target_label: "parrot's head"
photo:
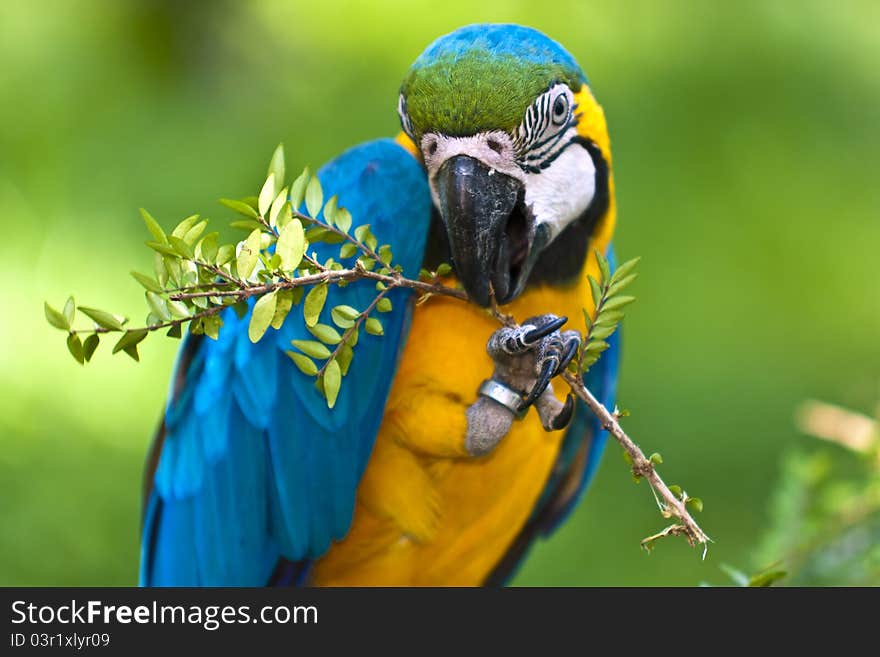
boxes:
[398,24,613,307]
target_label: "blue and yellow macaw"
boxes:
[140,23,619,586]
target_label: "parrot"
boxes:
[140,23,620,586]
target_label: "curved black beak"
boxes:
[435,155,530,307]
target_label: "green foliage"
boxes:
[45,145,403,409]
[578,253,640,373]
[753,440,880,586]
[701,563,787,587]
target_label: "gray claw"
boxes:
[522,358,555,409]
[549,394,575,430]
[554,338,580,376]
[523,315,568,344]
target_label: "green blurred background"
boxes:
[1,0,878,586]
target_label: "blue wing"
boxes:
[486,245,621,584]
[140,139,432,586]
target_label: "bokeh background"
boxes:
[1,0,878,586]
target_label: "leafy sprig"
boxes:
[578,251,640,373]
[44,145,462,407]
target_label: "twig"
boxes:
[561,369,711,553]
[316,280,395,377]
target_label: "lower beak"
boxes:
[435,155,529,307]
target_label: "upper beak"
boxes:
[434,155,530,306]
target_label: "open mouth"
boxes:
[493,189,533,304]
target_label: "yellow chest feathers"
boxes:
[312,253,605,585]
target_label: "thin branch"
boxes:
[316,283,395,377]
[561,369,711,552]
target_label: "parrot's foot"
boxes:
[465,315,580,456]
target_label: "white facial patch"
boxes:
[421,129,595,246]
[524,138,595,243]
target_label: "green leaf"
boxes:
[589,324,617,340]
[258,173,276,217]
[202,314,222,340]
[112,328,148,354]
[365,317,384,336]
[602,295,636,311]
[271,289,294,330]
[182,219,208,246]
[61,296,76,327]
[122,345,140,362]
[582,308,593,331]
[44,302,69,330]
[197,232,219,263]
[220,198,260,219]
[337,343,354,375]
[248,290,277,343]
[131,271,163,293]
[323,195,339,227]
[668,485,683,498]
[339,243,358,259]
[436,263,452,277]
[720,564,749,587]
[267,143,285,195]
[229,219,263,232]
[78,306,126,331]
[593,310,625,328]
[331,304,359,328]
[166,323,183,339]
[748,570,787,588]
[354,224,371,243]
[305,175,323,218]
[171,214,200,240]
[146,291,172,322]
[376,297,392,313]
[685,497,703,513]
[610,256,641,284]
[146,240,178,257]
[168,235,194,260]
[607,273,638,298]
[308,323,342,345]
[324,359,342,408]
[291,339,332,359]
[269,192,289,228]
[216,244,235,266]
[66,333,84,364]
[140,208,166,243]
[303,283,327,327]
[588,275,603,308]
[276,218,306,271]
[335,207,352,234]
[166,299,190,319]
[378,244,392,265]
[648,452,663,465]
[82,333,99,361]
[596,250,611,283]
[584,340,609,354]
[236,228,262,279]
[289,167,309,210]
[286,350,318,376]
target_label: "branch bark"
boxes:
[561,369,711,552]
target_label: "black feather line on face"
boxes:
[528,137,610,286]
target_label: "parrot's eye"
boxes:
[552,94,569,125]
[398,94,416,140]
[513,83,575,156]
